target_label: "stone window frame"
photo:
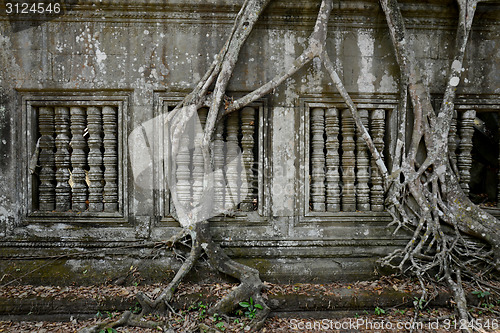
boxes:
[153,92,271,227]
[296,94,398,226]
[432,94,500,217]
[20,91,130,224]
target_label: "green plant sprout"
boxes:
[472,290,491,299]
[239,297,263,319]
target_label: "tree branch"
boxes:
[225,0,334,115]
[203,0,272,146]
[321,51,389,180]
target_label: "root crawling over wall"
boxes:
[79,0,499,332]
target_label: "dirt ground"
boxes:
[0,277,499,332]
[1,313,500,332]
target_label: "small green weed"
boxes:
[129,302,142,314]
[413,297,424,309]
[215,321,226,331]
[472,290,491,299]
[105,311,116,319]
[98,328,118,333]
[238,297,263,319]
[211,313,226,331]
[187,301,208,319]
[482,303,495,313]
[374,307,386,315]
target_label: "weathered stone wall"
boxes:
[0,0,499,284]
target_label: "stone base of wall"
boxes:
[0,281,455,321]
[0,245,401,286]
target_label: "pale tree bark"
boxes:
[80,0,500,332]
[378,0,500,330]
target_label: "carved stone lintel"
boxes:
[102,106,119,212]
[356,109,370,211]
[325,107,340,212]
[87,106,104,212]
[370,109,385,212]
[341,109,356,211]
[70,107,88,211]
[458,110,475,194]
[38,107,56,211]
[311,108,326,212]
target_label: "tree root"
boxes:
[197,221,270,331]
[78,311,171,333]
[78,222,270,332]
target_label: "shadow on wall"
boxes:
[128,106,249,226]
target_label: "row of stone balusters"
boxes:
[310,108,385,212]
[175,107,258,212]
[37,106,118,212]
[448,109,477,197]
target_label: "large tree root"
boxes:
[197,221,270,331]
[374,0,500,331]
[78,221,270,332]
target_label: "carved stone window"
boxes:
[299,95,397,218]
[443,97,500,211]
[155,93,269,225]
[22,93,129,221]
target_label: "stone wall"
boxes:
[0,0,499,284]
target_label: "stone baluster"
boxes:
[191,108,207,204]
[325,107,340,212]
[370,109,385,212]
[240,106,256,211]
[38,107,56,211]
[311,108,326,212]
[341,109,356,211]
[102,106,118,212]
[54,107,71,212]
[70,107,87,211]
[448,109,458,168]
[213,121,225,211]
[356,109,370,211]
[176,119,192,209]
[498,112,500,207]
[225,113,240,208]
[176,149,192,208]
[87,106,104,211]
[457,110,475,194]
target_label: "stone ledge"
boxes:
[0,285,455,321]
